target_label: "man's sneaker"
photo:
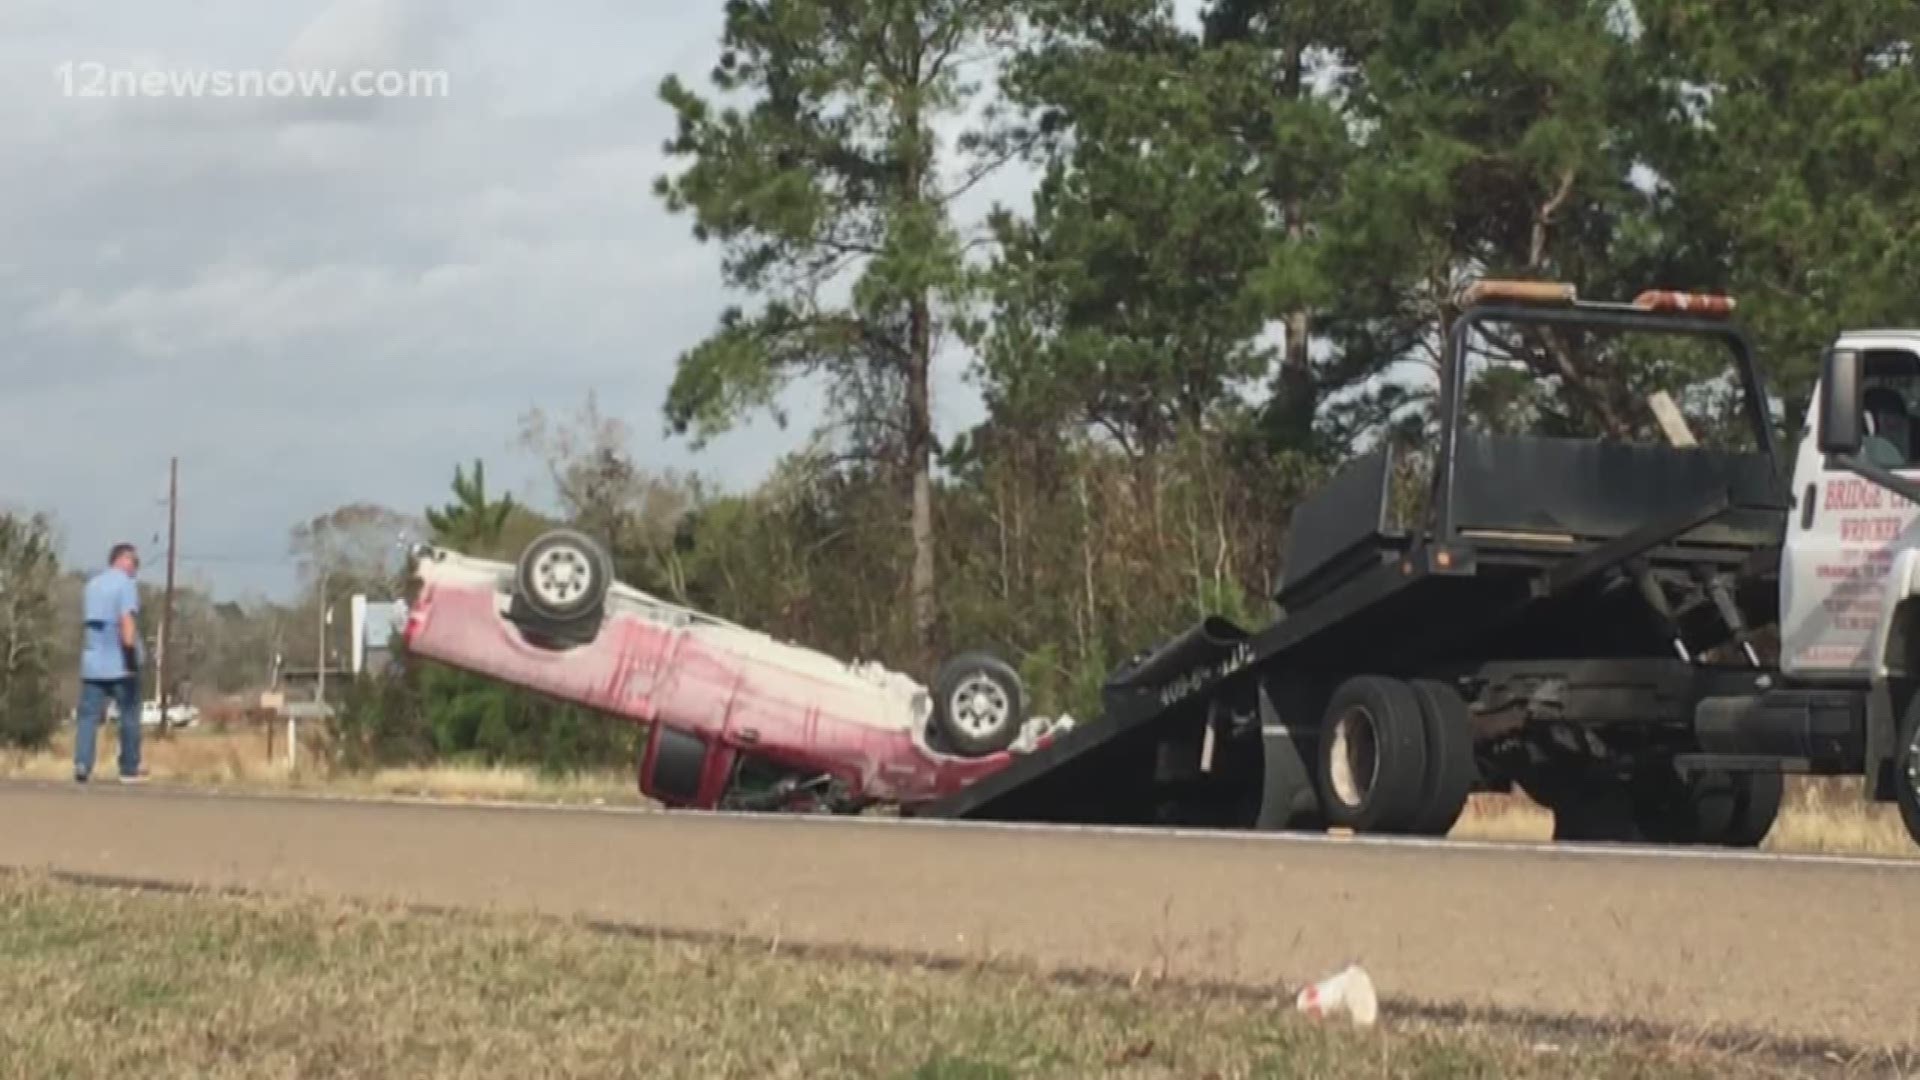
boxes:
[118,771,147,785]
[74,772,88,784]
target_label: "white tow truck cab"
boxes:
[1784,331,1920,677]
[1792,331,1920,830]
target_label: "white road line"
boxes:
[14,779,1917,872]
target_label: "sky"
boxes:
[0,0,1203,601]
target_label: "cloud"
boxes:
[1,0,1029,599]
[0,0,887,597]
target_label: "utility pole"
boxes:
[156,457,179,740]
[316,569,329,703]
[305,569,329,773]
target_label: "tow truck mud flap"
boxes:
[1256,681,1323,830]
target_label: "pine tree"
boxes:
[656,0,1022,665]
[980,0,1277,455]
[0,513,61,749]
[1638,0,1920,410]
[1341,0,1683,441]
[425,459,515,553]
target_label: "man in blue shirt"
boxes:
[75,542,146,783]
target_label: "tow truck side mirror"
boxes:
[1818,347,1864,456]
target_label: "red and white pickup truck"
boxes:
[401,530,1072,812]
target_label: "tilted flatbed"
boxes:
[911,284,1920,848]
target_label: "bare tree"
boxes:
[518,394,704,599]
[0,512,61,747]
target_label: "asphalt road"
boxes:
[3,780,1916,1052]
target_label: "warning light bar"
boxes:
[1632,290,1736,317]
[1456,279,1578,307]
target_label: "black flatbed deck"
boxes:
[908,514,1778,822]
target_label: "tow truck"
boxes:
[907,281,1920,850]
[404,279,1920,849]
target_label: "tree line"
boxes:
[637,0,1918,715]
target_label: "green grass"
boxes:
[0,873,1834,1079]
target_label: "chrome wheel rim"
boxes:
[530,544,594,608]
[949,674,1011,738]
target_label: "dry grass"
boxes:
[1450,793,1558,843]
[1451,778,1917,858]
[0,873,1834,1079]
[1760,777,1915,857]
[0,726,641,806]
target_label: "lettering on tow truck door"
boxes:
[1783,346,1920,673]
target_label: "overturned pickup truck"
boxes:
[401,532,1071,812]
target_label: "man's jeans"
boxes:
[75,678,141,779]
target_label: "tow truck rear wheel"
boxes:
[1313,676,1428,833]
[1407,680,1478,836]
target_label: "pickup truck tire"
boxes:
[1314,676,1428,833]
[932,652,1027,756]
[1408,679,1478,836]
[514,530,612,625]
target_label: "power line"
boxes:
[157,458,178,743]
